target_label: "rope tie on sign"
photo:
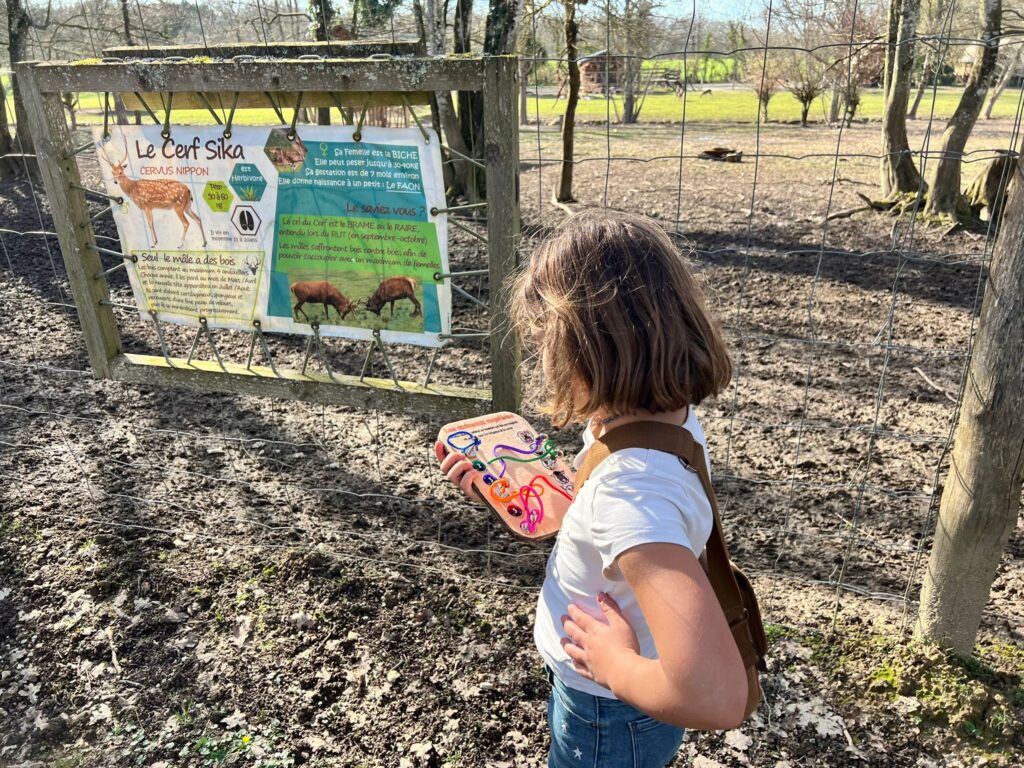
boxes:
[99,299,137,311]
[186,317,227,372]
[253,320,280,377]
[90,244,130,259]
[264,91,287,125]
[422,345,443,388]
[433,268,487,280]
[430,203,486,216]
[70,183,123,206]
[439,143,485,170]
[223,92,240,140]
[64,141,96,160]
[359,329,401,388]
[149,310,175,367]
[93,253,137,281]
[195,92,224,125]
[401,94,431,144]
[287,92,304,142]
[450,283,487,310]
[328,92,354,126]
[447,217,488,245]
[300,323,335,382]
[352,95,372,142]
[299,326,329,378]
[132,92,162,126]
[161,92,174,140]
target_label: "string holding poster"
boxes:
[94,124,451,347]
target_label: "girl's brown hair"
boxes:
[510,209,732,426]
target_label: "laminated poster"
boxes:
[93,124,450,347]
[438,412,576,541]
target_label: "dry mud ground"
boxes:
[1,119,1022,767]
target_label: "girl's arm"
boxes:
[561,542,748,730]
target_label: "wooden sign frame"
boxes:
[18,55,521,418]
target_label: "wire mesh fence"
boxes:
[2,4,1023,763]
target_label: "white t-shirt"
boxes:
[533,408,714,698]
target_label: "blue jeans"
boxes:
[546,667,685,768]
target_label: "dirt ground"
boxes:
[1,117,1022,767]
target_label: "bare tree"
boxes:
[924,0,1002,217]
[983,41,1023,119]
[916,147,1023,655]
[556,0,585,202]
[592,0,663,124]
[746,62,781,123]
[907,0,951,120]
[881,0,924,199]
[4,0,50,166]
[782,54,826,126]
[0,78,19,178]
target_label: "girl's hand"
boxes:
[560,592,640,688]
[434,441,482,501]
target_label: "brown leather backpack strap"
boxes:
[574,421,755,666]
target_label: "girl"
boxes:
[434,210,748,767]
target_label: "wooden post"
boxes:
[17,63,121,378]
[483,56,521,413]
[915,163,1024,655]
[16,56,515,417]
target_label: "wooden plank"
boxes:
[111,354,492,417]
[483,56,521,413]
[102,38,425,60]
[33,58,485,96]
[16,63,121,378]
[120,90,430,112]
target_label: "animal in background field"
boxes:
[97,137,207,247]
[291,281,356,321]
[365,276,422,320]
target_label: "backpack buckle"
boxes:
[677,456,698,474]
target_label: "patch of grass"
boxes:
[764,622,789,645]
[808,624,1023,754]
[175,701,194,727]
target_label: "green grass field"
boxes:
[525,86,1024,124]
[4,72,1023,128]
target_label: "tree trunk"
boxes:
[881,0,923,199]
[908,0,949,120]
[925,0,1002,217]
[984,45,1022,119]
[413,0,451,189]
[423,0,475,199]
[828,82,842,124]
[454,0,475,152]
[800,102,810,127]
[7,0,36,159]
[0,79,19,178]
[519,58,529,124]
[556,0,580,203]
[963,154,1017,223]
[907,50,932,120]
[457,0,519,198]
[312,0,333,125]
[915,157,1024,655]
[119,0,135,46]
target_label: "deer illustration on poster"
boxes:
[97,137,208,248]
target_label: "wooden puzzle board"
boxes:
[438,412,575,541]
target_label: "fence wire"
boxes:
[2,1,1022,652]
